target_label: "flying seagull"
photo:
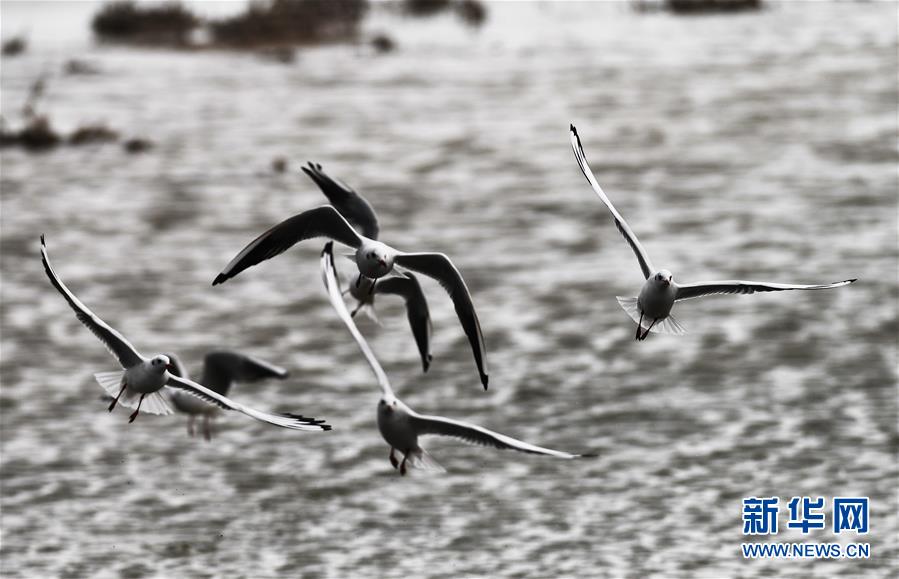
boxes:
[213,204,488,389]
[166,350,291,440]
[302,162,433,372]
[569,124,856,340]
[40,235,331,431]
[321,242,593,475]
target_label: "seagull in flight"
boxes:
[166,350,291,440]
[321,242,593,475]
[213,202,488,390]
[569,125,857,340]
[41,235,331,432]
[303,162,433,373]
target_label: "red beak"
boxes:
[378,259,387,269]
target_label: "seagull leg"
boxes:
[389,448,399,469]
[399,451,409,476]
[128,394,145,423]
[368,279,377,296]
[351,302,363,318]
[355,274,363,288]
[203,415,212,441]
[635,313,644,341]
[639,319,658,341]
[108,383,127,412]
[187,415,195,437]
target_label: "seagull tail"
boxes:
[616,296,644,327]
[357,303,382,326]
[407,447,446,473]
[655,314,687,336]
[615,297,687,336]
[94,371,173,415]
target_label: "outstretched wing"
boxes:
[201,350,289,396]
[321,243,394,399]
[40,235,143,368]
[410,412,592,459]
[213,205,364,285]
[302,162,380,240]
[569,124,654,279]
[374,274,433,373]
[165,374,330,432]
[675,278,856,301]
[393,252,488,390]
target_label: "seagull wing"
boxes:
[165,374,330,431]
[40,235,144,368]
[409,412,590,459]
[213,205,364,285]
[321,243,394,399]
[201,350,289,396]
[374,274,433,373]
[569,124,655,279]
[302,162,380,240]
[675,278,857,301]
[393,252,488,390]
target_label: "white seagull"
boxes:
[166,350,291,440]
[213,204,488,390]
[303,162,433,372]
[41,235,331,431]
[321,242,593,475]
[569,125,857,340]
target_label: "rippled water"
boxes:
[1,2,896,577]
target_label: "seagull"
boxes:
[166,350,291,440]
[40,235,331,432]
[212,204,488,390]
[302,162,433,372]
[321,242,593,475]
[569,125,857,340]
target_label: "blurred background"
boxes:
[1,1,896,577]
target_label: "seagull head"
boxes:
[357,242,394,278]
[378,398,398,414]
[653,270,674,288]
[150,354,173,373]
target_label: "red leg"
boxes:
[203,415,212,441]
[108,383,127,412]
[639,319,657,341]
[187,415,195,437]
[399,451,409,476]
[389,448,399,469]
[635,313,644,341]
[128,394,145,423]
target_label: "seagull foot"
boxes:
[128,394,145,423]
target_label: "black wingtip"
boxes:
[481,373,489,391]
[211,274,227,286]
[847,278,858,284]
[569,123,577,134]
[40,233,46,246]
[321,241,334,257]
[578,453,599,459]
[321,424,333,431]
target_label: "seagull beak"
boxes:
[661,279,670,287]
[378,259,387,269]
[166,363,174,372]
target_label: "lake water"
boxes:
[1,2,896,577]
